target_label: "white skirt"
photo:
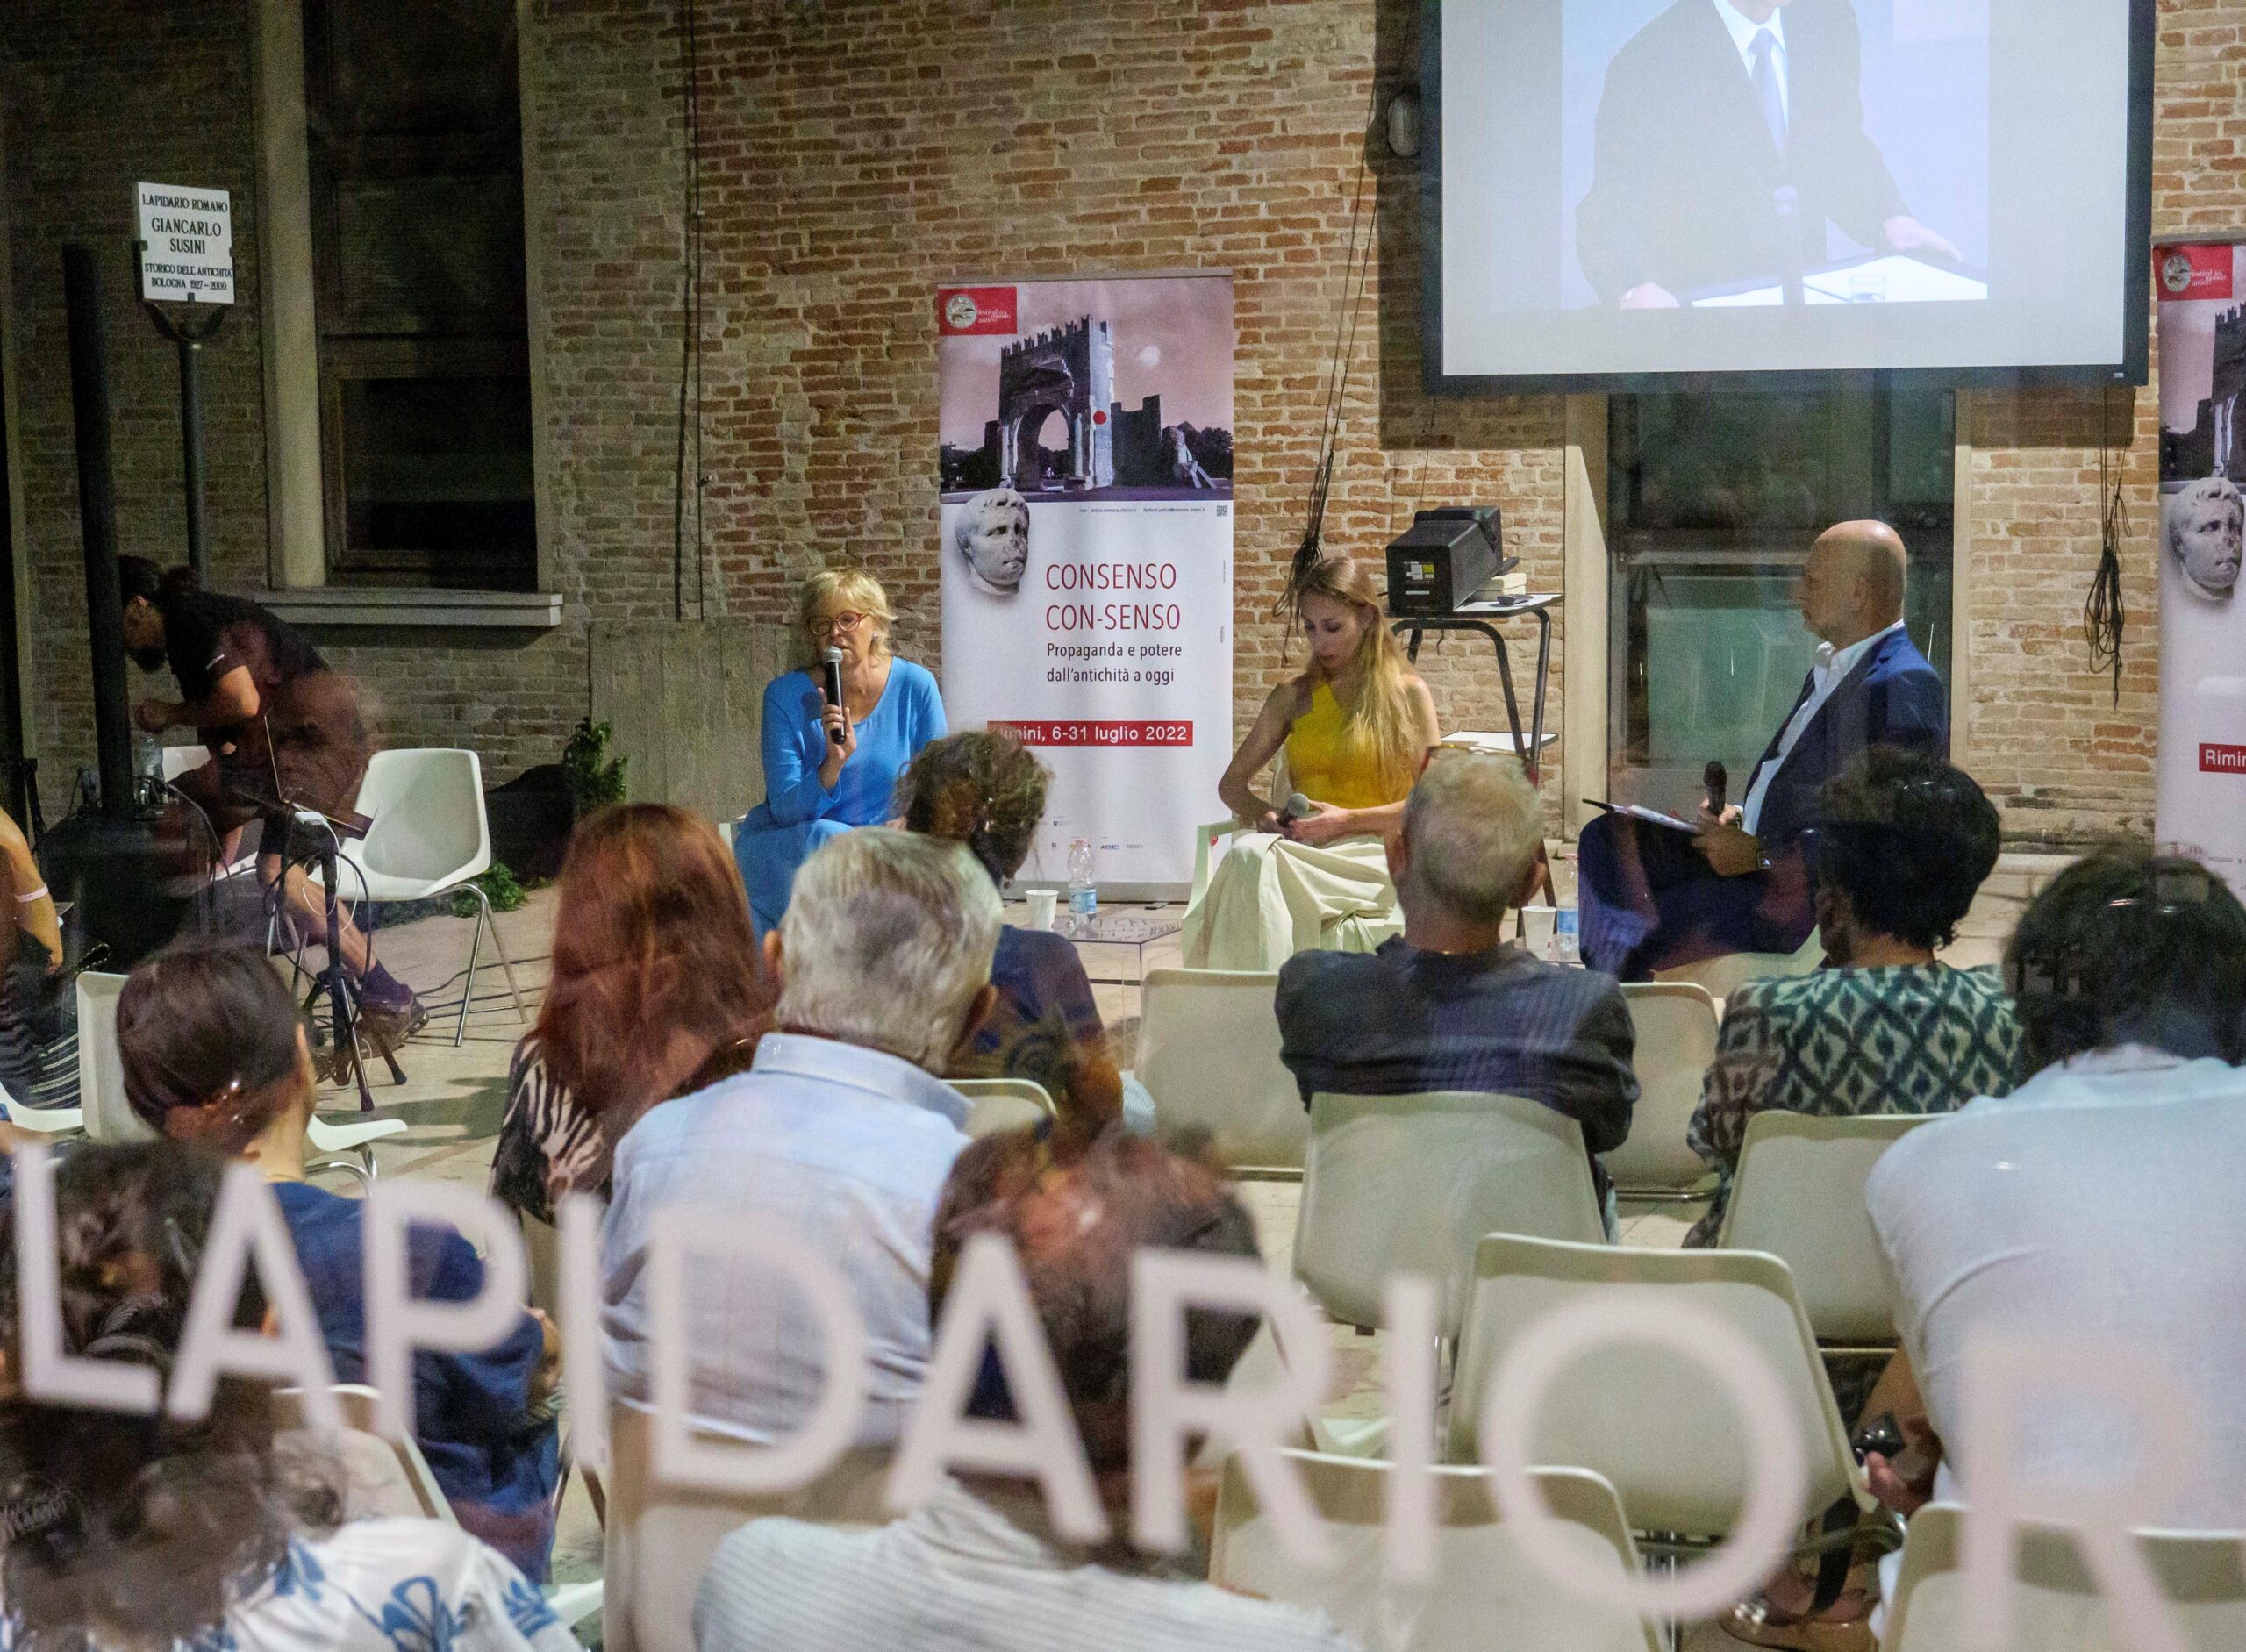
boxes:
[1180,831,1401,973]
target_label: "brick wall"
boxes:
[9,0,2242,846]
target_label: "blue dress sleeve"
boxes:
[426,1228,546,1438]
[759,673,837,828]
[907,661,948,753]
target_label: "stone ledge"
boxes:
[253,589,563,629]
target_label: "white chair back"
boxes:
[1885,1505,2246,1652]
[950,1076,1057,1139]
[160,744,211,782]
[273,1384,456,1524]
[1212,1449,1661,1652]
[602,1399,890,1652]
[1139,968,1307,1175]
[352,748,491,888]
[1601,983,1720,1196]
[1446,1236,1863,1541]
[1716,1111,1935,1345]
[1652,927,1823,1000]
[75,973,153,1144]
[1295,1091,1606,1335]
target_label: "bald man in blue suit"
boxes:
[1579,520,1949,978]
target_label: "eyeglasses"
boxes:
[810,611,867,637]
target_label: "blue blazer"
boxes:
[1747,626,1948,847]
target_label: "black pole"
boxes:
[62,243,133,821]
[178,333,207,585]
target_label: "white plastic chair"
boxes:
[314,748,527,1046]
[1446,1235,1871,1563]
[1137,968,1307,1176]
[1653,926,1824,1001]
[75,972,146,1144]
[1295,1091,1606,1336]
[1602,983,1720,1201]
[1716,1110,1935,1349]
[1212,1448,1663,1652]
[1884,1504,2246,1652]
[602,1398,891,1652]
[79,969,404,1181]
[950,1076,1057,1138]
[273,1384,456,1524]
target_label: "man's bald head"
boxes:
[1799,520,1908,647]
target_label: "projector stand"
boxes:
[1391,591,1557,784]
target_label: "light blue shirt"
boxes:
[600,1033,971,1444]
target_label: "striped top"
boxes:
[694,1479,1360,1652]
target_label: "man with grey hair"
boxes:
[2166,475,2242,600]
[602,828,1000,1440]
[1274,752,1637,1200]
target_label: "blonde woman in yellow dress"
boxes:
[1184,556,1441,970]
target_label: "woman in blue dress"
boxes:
[735,569,947,932]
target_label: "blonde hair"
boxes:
[1295,556,1421,797]
[796,568,894,667]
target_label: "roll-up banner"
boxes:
[936,275,1234,893]
[2156,239,2246,898]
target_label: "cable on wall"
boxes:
[673,0,707,622]
[1280,73,1385,632]
[2085,388,2128,706]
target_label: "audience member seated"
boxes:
[733,569,947,934]
[694,1127,1359,1652]
[1866,849,2246,1547]
[604,828,996,1441]
[1186,555,1440,972]
[0,800,75,1114]
[1275,750,1636,1218]
[898,729,1132,1141]
[1683,747,2018,1246]
[115,942,564,1584]
[490,804,774,1226]
[0,1142,581,1652]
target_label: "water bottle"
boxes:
[1067,837,1098,924]
[1551,907,1581,966]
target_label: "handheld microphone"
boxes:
[820,647,847,747]
[1704,761,1728,819]
[1282,791,1316,821]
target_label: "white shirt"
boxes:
[2,1519,584,1652]
[601,1032,970,1443]
[1713,0,1789,125]
[1866,1048,2246,1529]
[1740,619,1903,834]
[695,1478,1361,1652]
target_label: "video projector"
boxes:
[1384,506,1514,617]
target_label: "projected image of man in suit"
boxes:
[1577,0,1962,308]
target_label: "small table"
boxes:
[1392,591,1558,784]
[1056,911,1183,985]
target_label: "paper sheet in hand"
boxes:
[1585,798,1697,833]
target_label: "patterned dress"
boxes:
[1684,963,2021,1246]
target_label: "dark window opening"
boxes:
[304,0,535,590]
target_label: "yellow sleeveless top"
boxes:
[1284,682,1405,812]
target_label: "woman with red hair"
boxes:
[490,804,776,1223]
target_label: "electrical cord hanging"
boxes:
[672,0,706,622]
[2085,390,2128,706]
[1282,75,1385,630]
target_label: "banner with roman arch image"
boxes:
[2156,238,2246,899]
[936,274,1234,890]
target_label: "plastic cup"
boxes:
[1026,890,1058,930]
